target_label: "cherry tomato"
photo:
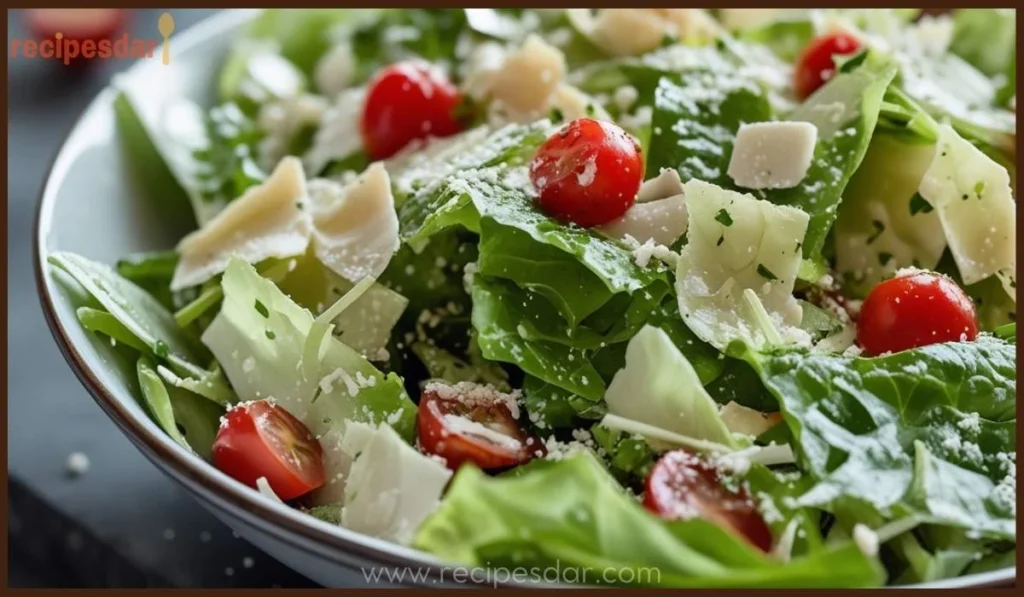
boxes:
[794,32,863,100]
[856,270,978,356]
[25,9,129,44]
[644,450,773,552]
[360,60,464,160]
[417,384,545,471]
[213,400,325,501]
[529,118,643,227]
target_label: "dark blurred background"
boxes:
[6,9,316,588]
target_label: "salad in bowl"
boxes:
[45,8,1016,588]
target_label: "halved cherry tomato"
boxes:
[213,400,324,501]
[856,270,978,356]
[644,450,773,553]
[417,384,545,471]
[794,32,863,100]
[25,9,129,44]
[529,118,643,227]
[360,60,464,160]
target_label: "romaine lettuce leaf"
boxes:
[745,337,1016,539]
[645,71,772,189]
[112,90,211,229]
[201,258,415,440]
[49,252,210,381]
[137,357,223,461]
[602,325,738,450]
[413,453,885,587]
[763,54,896,258]
[242,9,373,78]
[833,132,946,295]
[471,275,603,400]
[674,180,810,352]
[949,9,1016,79]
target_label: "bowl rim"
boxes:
[31,8,1017,590]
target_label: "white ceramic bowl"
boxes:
[35,9,1016,589]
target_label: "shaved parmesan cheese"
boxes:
[304,86,367,177]
[918,125,1015,298]
[311,419,375,505]
[172,157,312,291]
[489,35,566,120]
[728,122,818,190]
[719,401,782,438]
[307,163,400,284]
[548,83,611,122]
[675,180,809,351]
[637,168,684,203]
[598,193,687,247]
[569,9,721,57]
[314,43,355,98]
[341,424,452,544]
[585,9,667,57]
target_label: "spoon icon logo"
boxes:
[158,12,174,65]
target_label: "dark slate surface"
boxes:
[6,9,320,588]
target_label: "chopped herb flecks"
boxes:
[714,208,734,227]
[254,299,269,318]
[866,219,885,244]
[909,193,934,215]
[757,264,778,281]
[265,329,276,340]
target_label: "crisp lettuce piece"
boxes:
[674,180,809,352]
[349,10,469,81]
[918,124,1016,299]
[414,453,884,588]
[112,91,197,233]
[411,342,509,390]
[471,276,603,400]
[949,9,1016,78]
[241,9,375,78]
[137,357,223,460]
[763,54,896,258]
[218,40,306,113]
[834,132,946,295]
[115,251,180,311]
[112,90,216,228]
[645,71,772,190]
[201,258,415,439]
[893,43,1015,157]
[602,326,737,451]
[49,252,211,380]
[745,336,1016,539]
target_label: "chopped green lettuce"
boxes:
[414,453,885,587]
[602,326,738,451]
[674,180,809,352]
[200,258,415,440]
[745,337,1016,539]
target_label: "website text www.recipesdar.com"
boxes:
[362,562,661,587]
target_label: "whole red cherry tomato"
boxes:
[857,270,978,356]
[360,60,464,160]
[529,118,643,227]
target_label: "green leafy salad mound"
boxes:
[50,8,1015,588]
